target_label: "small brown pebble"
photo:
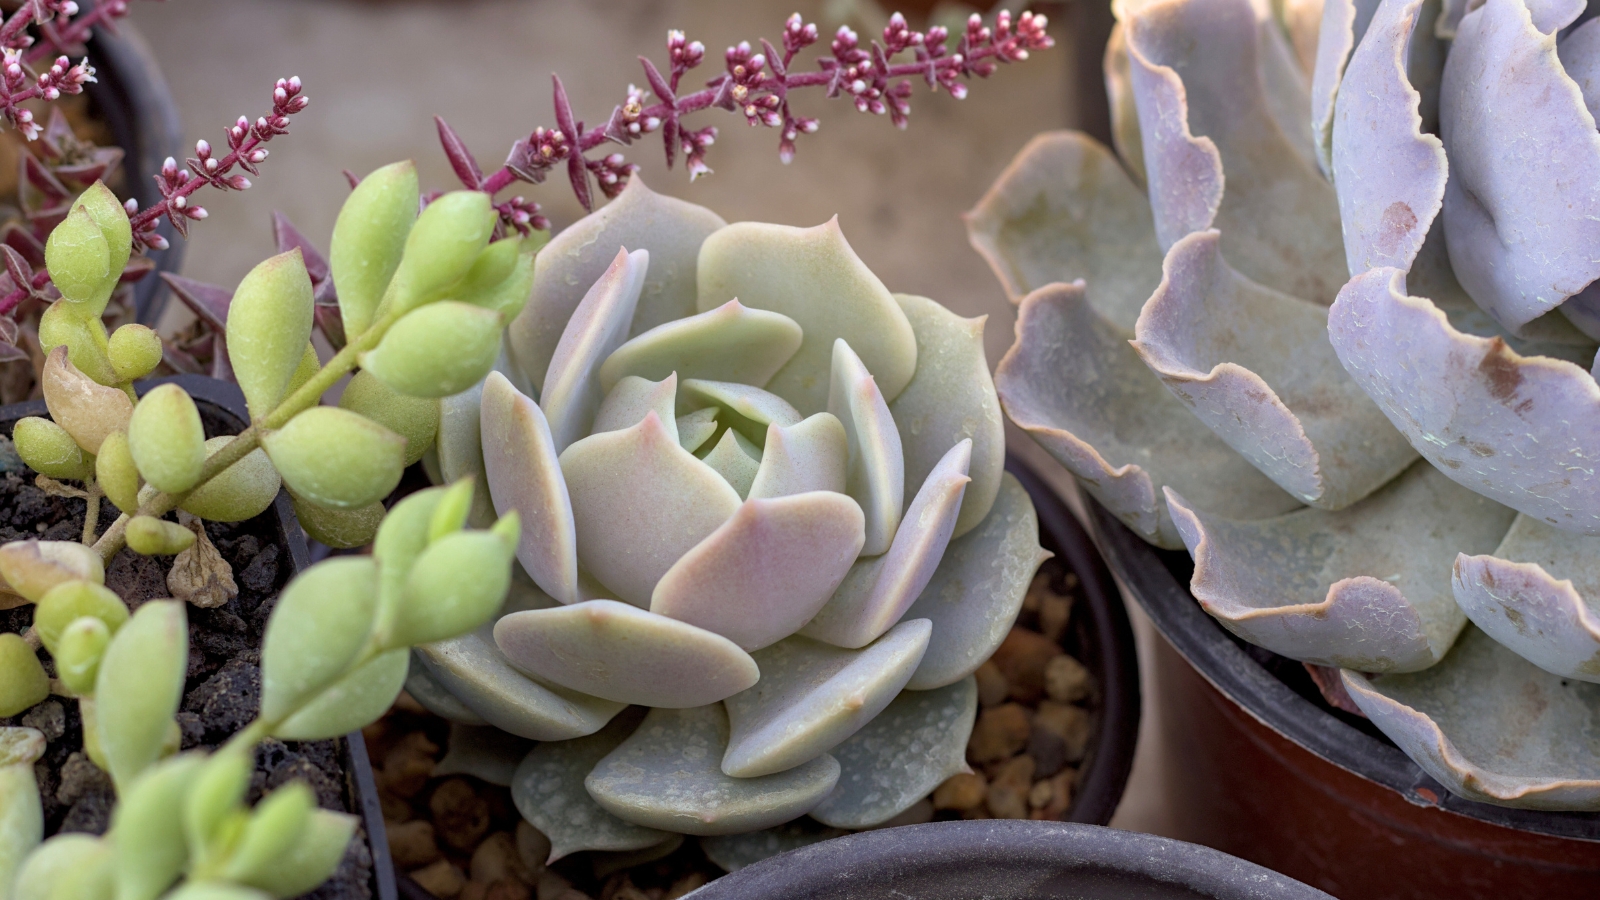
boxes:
[601,875,651,900]
[411,860,466,899]
[1026,725,1068,779]
[664,873,708,900]
[973,660,1009,708]
[1034,701,1093,763]
[932,771,987,810]
[516,821,552,879]
[462,883,489,900]
[430,778,492,852]
[488,880,534,900]
[991,755,1036,791]
[380,790,414,824]
[1034,769,1076,819]
[991,627,1063,704]
[388,819,442,870]
[472,831,531,885]
[395,689,429,715]
[1045,654,1092,704]
[1021,571,1049,614]
[382,731,440,799]
[985,756,1035,819]
[877,798,935,828]
[967,703,1031,763]
[1028,780,1053,809]
[1039,594,1072,644]
[536,872,574,900]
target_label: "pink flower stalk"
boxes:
[0,0,156,139]
[435,8,1053,223]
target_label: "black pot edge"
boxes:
[0,374,398,900]
[84,13,185,325]
[688,820,1334,900]
[1079,491,1600,841]
[1006,454,1141,825]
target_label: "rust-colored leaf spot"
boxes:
[1477,338,1524,404]
[1375,201,1418,257]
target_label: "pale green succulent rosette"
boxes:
[978,0,1600,810]
[414,178,1045,852]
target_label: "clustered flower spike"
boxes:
[404,178,1048,850]
[972,0,1600,811]
[434,8,1052,218]
[0,0,151,141]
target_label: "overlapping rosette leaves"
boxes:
[974,0,1600,810]
[404,179,1048,853]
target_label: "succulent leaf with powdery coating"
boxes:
[40,346,132,454]
[827,340,904,556]
[384,190,496,315]
[262,406,405,509]
[180,437,281,523]
[680,379,801,446]
[540,248,649,453]
[13,416,94,481]
[482,371,579,604]
[94,600,187,789]
[107,324,164,384]
[340,370,440,466]
[594,373,679,442]
[128,384,207,494]
[44,205,111,309]
[0,636,48,716]
[746,413,847,500]
[331,161,419,338]
[599,300,802,394]
[361,301,505,399]
[226,249,315,420]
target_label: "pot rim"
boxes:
[1080,494,1600,841]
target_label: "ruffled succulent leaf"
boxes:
[807,675,978,829]
[1104,23,1147,187]
[33,580,126,653]
[1560,16,1600,123]
[340,369,440,466]
[108,753,204,900]
[699,819,847,873]
[1165,461,1518,671]
[511,707,668,861]
[510,178,726,392]
[360,300,505,399]
[1132,230,1418,509]
[235,809,357,899]
[651,491,865,651]
[698,219,918,414]
[1343,626,1600,810]
[586,704,840,836]
[1330,267,1600,533]
[1440,0,1600,333]
[494,599,758,707]
[802,441,971,649]
[827,340,905,556]
[263,406,405,509]
[433,722,534,786]
[125,516,195,556]
[905,473,1051,690]
[13,416,94,481]
[40,345,131,454]
[179,437,281,523]
[271,648,407,741]
[292,495,384,550]
[887,295,1004,538]
[384,190,496,316]
[54,616,111,696]
[13,834,109,900]
[0,540,105,606]
[481,372,579,604]
[599,300,802,394]
[540,248,650,453]
[226,249,315,420]
[0,635,48,716]
[96,431,140,514]
[331,160,419,338]
[1312,0,1382,176]
[594,373,679,442]
[746,413,847,500]
[1453,515,1600,681]
[722,619,930,778]
[95,600,187,789]
[128,384,207,494]
[39,300,117,388]
[260,556,378,724]
[107,325,164,384]
[998,282,1301,549]
[1127,0,1348,304]
[559,411,741,606]
[965,131,1161,329]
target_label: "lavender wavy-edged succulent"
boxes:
[973,0,1600,810]
[404,179,1048,852]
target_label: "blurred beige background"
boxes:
[134,0,1174,837]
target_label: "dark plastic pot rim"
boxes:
[685,820,1334,900]
[1080,494,1600,842]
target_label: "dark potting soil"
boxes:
[0,433,374,900]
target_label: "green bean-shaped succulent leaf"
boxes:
[359,300,503,398]
[13,833,108,900]
[455,235,520,299]
[96,431,141,514]
[385,190,495,315]
[226,249,315,420]
[290,494,384,550]
[183,748,252,869]
[164,884,273,900]
[372,483,449,609]
[339,369,440,466]
[270,648,407,741]
[125,516,196,556]
[107,325,164,384]
[0,540,105,604]
[219,781,314,883]
[427,477,475,542]
[128,384,206,493]
[331,160,419,339]
[34,580,127,653]
[45,206,111,308]
[55,616,111,696]
[38,302,117,387]
[178,437,282,523]
[94,600,187,788]
[382,525,517,649]
[74,182,133,307]
[262,406,405,509]
[235,809,357,899]
[260,555,379,724]
[0,727,45,900]
[110,752,204,900]
[465,233,543,319]
[0,634,48,717]
[12,416,94,481]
